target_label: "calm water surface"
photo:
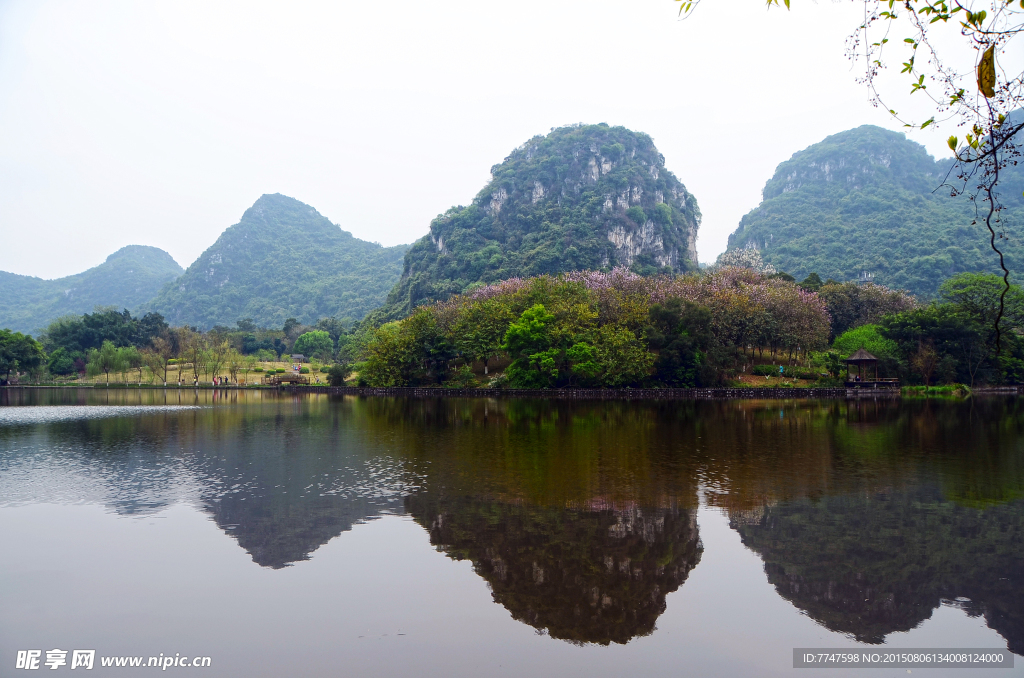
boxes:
[1,389,1022,677]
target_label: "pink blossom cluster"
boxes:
[454,265,834,352]
[467,276,534,301]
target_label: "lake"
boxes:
[1,389,1022,677]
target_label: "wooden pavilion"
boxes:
[844,348,899,388]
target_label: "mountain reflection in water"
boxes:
[1,390,1023,651]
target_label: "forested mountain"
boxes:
[145,194,410,329]
[377,123,701,319]
[726,125,1023,298]
[0,245,182,334]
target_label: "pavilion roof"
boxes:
[845,347,878,363]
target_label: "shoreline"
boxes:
[1,384,899,399]
[4,384,1019,399]
[287,386,900,399]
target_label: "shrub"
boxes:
[625,206,647,225]
[275,368,286,374]
[325,363,352,386]
[299,367,310,374]
[444,365,477,388]
[486,373,508,389]
[752,364,780,377]
[253,367,264,373]
[167,359,178,365]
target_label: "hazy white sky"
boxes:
[0,0,961,279]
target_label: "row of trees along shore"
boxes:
[1,267,1021,389]
[0,308,359,386]
[358,267,1022,389]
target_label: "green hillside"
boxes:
[0,245,182,334]
[726,125,1022,298]
[145,194,410,329]
[378,123,701,319]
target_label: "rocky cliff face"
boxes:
[379,124,700,318]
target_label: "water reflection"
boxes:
[732,489,1024,653]
[407,496,701,645]
[2,390,1024,652]
[0,391,419,568]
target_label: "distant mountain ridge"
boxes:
[0,245,183,334]
[725,124,1023,297]
[377,123,701,319]
[145,194,410,329]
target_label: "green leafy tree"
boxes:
[326,362,352,386]
[86,340,124,384]
[645,299,716,387]
[43,308,168,358]
[591,324,654,387]
[178,327,208,384]
[832,325,899,360]
[282,317,303,340]
[254,348,277,362]
[140,349,163,384]
[815,350,845,379]
[47,347,76,377]
[148,335,174,385]
[503,305,558,388]
[241,354,258,384]
[293,331,334,361]
[226,348,245,384]
[880,305,995,385]
[454,299,514,375]
[205,340,231,384]
[120,346,143,384]
[940,272,1024,332]
[403,308,457,384]
[799,273,823,292]
[361,323,416,386]
[0,330,45,384]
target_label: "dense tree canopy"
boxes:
[0,330,44,384]
[360,267,832,388]
[41,308,168,360]
[292,330,334,360]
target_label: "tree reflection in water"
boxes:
[732,490,1024,653]
[3,390,1024,650]
[407,496,701,645]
